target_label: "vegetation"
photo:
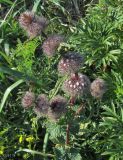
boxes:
[0,0,123,159]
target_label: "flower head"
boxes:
[58,52,84,75]
[48,95,67,121]
[42,34,64,57]
[34,94,49,117]
[22,91,35,108]
[19,11,48,38]
[62,73,91,97]
[90,78,107,99]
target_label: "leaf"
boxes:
[68,148,82,160]
[0,51,12,66]
[16,149,55,157]
[54,146,82,160]
[0,66,39,84]
[0,0,13,5]
[32,0,41,12]
[0,79,24,113]
[47,122,63,139]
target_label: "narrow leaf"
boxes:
[0,79,24,113]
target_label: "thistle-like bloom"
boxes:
[22,91,35,108]
[62,73,91,97]
[90,78,107,99]
[48,95,67,121]
[19,11,48,38]
[58,52,84,75]
[42,34,64,57]
[33,94,49,117]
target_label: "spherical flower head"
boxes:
[62,73,91,97]
[58,52,84,75]
[90,78,107,99]
[48,95,67,121]
[42,35,64,57]
[22,91,35,108]
[19,11,48,38]
[34,94,49,117]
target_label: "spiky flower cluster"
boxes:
[21,93,67,121]
[22,91,35,108]
[19,11,48,38]
[90,78,107,99]
[48,95,67,121]
[34,94,49,117]
[58,52,84,75]
[42,34,64,57]
[62,73,91,97]
[19,10,107,123]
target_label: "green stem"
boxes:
[43,132,49,160]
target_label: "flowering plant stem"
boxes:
[66,124,70,145]
[43,132,49,160]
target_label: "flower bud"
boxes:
[19,11,48,38]
[48,95,67,121]
[22,91,35,108]
[62,73,91,97]
[34,94,49,117]
[90,78,107,99]
[42,34,64,57]
[58,52,84,75]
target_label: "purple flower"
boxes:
[90,78,107,99]
[62,73,91,97]
[48,95,67,121]
[22,91,35,108]
[58,52,84,75]
[19,11,48,38]
[42,34,64,57]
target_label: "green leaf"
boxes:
[0,66,39,84]
[32,0,41,12]
[54,146,82,160]
[0,0,13,5]
[0,79,24,113]
[16,149,55,157]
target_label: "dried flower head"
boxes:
[58,52,84,75]
[19,11,48,38]
[62,73,91,97]
[34,94,49,117]
[90,78,107,99]
[22,91,35,108]
[42,35,64,57]
[48,95,67,121]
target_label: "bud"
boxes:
[22,91,35,108]
[90,78,107,99]
[62,73,91,97]
[34,94,49,117]
[58,52,84,75]
[19,11,48,38]
[42,35,64,57]
[48,95,67,121]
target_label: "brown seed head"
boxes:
[48,95,67,121]
[34,94,49,117]
[22,91,35,108]
[19,11,48,38]
[19,11,34,29]
[90,78,107,99]
[42,35,64,57]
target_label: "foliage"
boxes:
[0,0,123,160]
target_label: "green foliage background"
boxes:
[0,0,123,160]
